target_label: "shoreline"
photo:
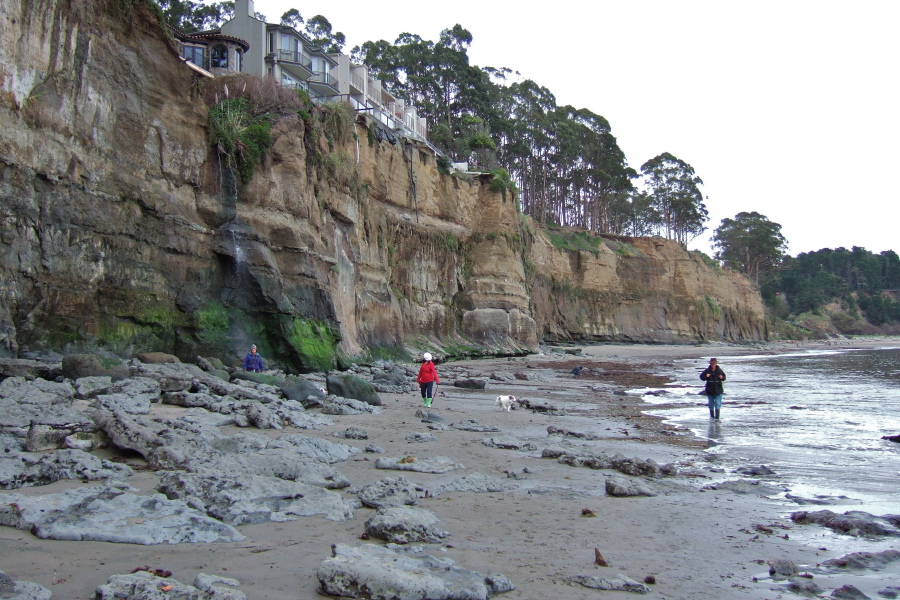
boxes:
[2,340,899,599]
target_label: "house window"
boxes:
[235,49,242,72]
[181,45,205,68]
[268,32,274,54]
[211,44,228,69]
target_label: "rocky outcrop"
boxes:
[0,0,767,368]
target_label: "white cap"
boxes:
[251,345,257,350]
[423,352,432,361]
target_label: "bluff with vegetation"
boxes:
[0,0,767,370]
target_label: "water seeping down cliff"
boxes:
[0,0,767,370]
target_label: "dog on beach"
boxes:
[495,395,517,411]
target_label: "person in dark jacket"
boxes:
[242,344,265,372]
[700,357,726,420]
[416,352,440,407]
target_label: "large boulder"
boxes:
[281,376,326,405]
[61,354,127,381]
[326,373,382,406]
[358,476,419,508]
[0,485,244,544]
[364,506,450,543]
[317,544,514,600]
[156,471,354,524]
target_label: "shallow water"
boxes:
[638,347,900,513]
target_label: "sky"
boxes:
[255,0,899,257]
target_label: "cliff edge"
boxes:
[0,0,767,368]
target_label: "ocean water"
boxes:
[638,346,900,514]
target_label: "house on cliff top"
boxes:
[214,0,427,140]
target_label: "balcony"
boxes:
[350,72,366,93]
[308,70,340,92]
[270,49,314,81]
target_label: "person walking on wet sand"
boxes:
[417,352,440,408]
[700,357,726,420]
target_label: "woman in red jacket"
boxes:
[416,352,440,407]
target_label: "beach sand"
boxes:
[2,339,896,599]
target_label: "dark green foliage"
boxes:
[713,212,787,284]
[207,97,272,184]
[285,318,339,372]
[640,153,707,246]
[436,154,452,175]
[772,246,900,325]
[488,168,517,201]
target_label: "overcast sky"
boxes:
[258,0,899,257]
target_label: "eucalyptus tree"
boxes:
[640,153,707,245]
[158,0,233,32]
[712,211,788,284]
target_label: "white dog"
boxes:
[495,395,517,411]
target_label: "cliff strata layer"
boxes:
[0,0,766,368]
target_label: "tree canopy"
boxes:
[712,211,787,284]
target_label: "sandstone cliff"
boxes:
[0,0,767,369]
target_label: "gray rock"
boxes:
[375,456,465,474]
[0,485,244,544]
[61,354,127,381]
[280,376,326,406]
[135,352,181,364]
[246,402,282,429]
[0,569,51,600]
[0,449,131,490]
[786,579,824,596]
[96,392,152,415]
[821,549,900,570]
[416,409,446,423]
[0,433,24,453]
[547,425,600,440]
[365,445,385,453]
[25,418,97,452]
[768,559,798,578]
[605,476,657,497]
[701,479,786,495]
[568,574,650,594]
[452,419,500,432]
[453,379,486,389]
[791,510,900,537]
[271,433,361,463]
[358,476,419,508]
[336,427,368,440]
[365,506,450,543]
[129,361,207,392]
[737,464,776,476]
[0,358,60,381]
[202,449,351,490]
[74,375,113,399]
[156,471,354,524]
[193,573,246,600]
[406,432,437,443]
[481,436,537,451]
[877,586,900,599]
[433,473,507,496]
[322,395,383,415]
[96,571,246,600]
[108,376,162,403]
[326,373,382,406]
[317,543,514,600]
[831,584,872,600]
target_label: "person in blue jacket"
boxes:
[700,357,726,420]
[242,344,265,372]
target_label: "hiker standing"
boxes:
[700,357,726,420]
[416,352,440,407]
[242,344,265,372]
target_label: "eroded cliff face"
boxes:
[0,0,766,368]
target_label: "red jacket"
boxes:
[416,361,439,384]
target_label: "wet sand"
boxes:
[2,338,897,599]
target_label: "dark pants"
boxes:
[419,381,434,400]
